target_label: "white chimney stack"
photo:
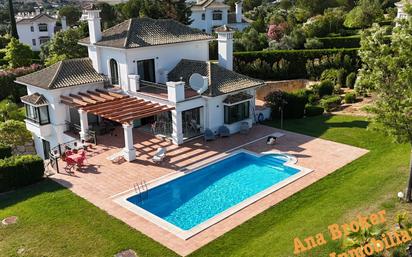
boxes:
[61,16,67,31]
[216,25,234,71]
[235,1,243,23]
[86,9,102,44]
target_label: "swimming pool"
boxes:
[117,150,312,239]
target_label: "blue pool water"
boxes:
[127,152,300,230]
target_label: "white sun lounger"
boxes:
[152,147,167,163]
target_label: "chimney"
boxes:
[235,1,243,23]
[86,9,102,44]
[35,8,41,15]
[61,16,67,31]
[216,25,234,71]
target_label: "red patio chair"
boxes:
[64,158,77,173]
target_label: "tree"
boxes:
[0,99,24,122]
[356,17,412,201]
[41,28,87,66]
[58,5,82,26]
[7,0,18,38]
[267,22,288,41]
[96,2,119,29]
[344,0,383,28]
[4,38,32,68]
[0,120,32,147]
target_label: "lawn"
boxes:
[1,115,411,257]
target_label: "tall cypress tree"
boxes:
[8,0,18,39]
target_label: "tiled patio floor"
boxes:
[50,124,368,256]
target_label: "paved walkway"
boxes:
[50,125,368,256]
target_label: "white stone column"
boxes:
[171,110,183,145]
[122,123,136,161]
[79,109,89,141]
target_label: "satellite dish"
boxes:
[189,73,208,94]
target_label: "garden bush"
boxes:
[312,80,334,98]
[344,92,357,103]
[305,105,324,116]
[0,143,12,159]
[304,38,324,49]
[0,155,44,192]
[318,36,361,49]
[0,64,40,102]
[265,90,308,119]
[234,48,359,80]
[346,72,357,89]
[320,95,342,112]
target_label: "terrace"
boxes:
[49,123,368,256]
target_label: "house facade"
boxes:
[395,0,412,19]
[16,11,67,51]
[17,9,265,162]
[190,0,251,33]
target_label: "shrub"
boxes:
[305,105,324,116]
[313,80,334,98]
[234,48,359,80]
[320,95,342,112]
[317,36,361,49]
[304,38,324,49]
[346,72,357,89]
[0,64,40,102]
[344,92,357,103]
[0,155,44,192]
[0,143,12,159]
[265,90,308,119]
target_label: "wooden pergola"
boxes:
[61,89,174,124]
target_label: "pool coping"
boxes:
[113,149,314,240]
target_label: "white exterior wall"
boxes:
[89,40,210,90]
[17,21,56,51]
[24,82,104,158]
[190,7,229,33]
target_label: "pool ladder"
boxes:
[134,180,149,203]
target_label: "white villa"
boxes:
[190,0,251,33]
[16,9,265,162]
[396,0,412,19]
[16,10,67,51]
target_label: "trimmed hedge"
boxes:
[234,48,359,80]
[320,95,342,112]
[0,144,12,159]
[305,105,324,116]
[0,155,44,193]
[344,92,357,103]
[318,36,361,49]
[265,90,308,119]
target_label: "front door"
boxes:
[42,139,51,159]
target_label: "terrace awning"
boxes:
[61,89,174,124]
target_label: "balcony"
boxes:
[25,119,52,137]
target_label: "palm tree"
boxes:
[8,0,18,39]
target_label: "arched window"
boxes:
[212,10,222,20]
[109,59,119,85]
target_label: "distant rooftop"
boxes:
[16,13,56,24]
[79,18,213,49]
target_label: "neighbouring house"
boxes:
[396,0,412,19]
[16,10,67,51]
[16,8,265,162]
[190,0,251,33]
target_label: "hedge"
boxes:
[318,36,361,49]
[305,105,324,117]
[234,48,360,80]
[0,144,12,159]
[265,90,308,119]
[0,155,44,192]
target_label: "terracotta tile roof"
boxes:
[20,93,48,106]
[16,58,106,90]
[16,13,56,24]
[79,18,213,48]
[191,0,229,10]
[168,59,264,97]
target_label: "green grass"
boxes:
[0,115,410,257]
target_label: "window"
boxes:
[30,26,34,32]
[137,59,156,82]
[25,104,50,125]
[212,10,223,20]
[201,13,205,20]
[109,59,119,85]
[32,39,36,46]
[224,101,250,124]
[39,36,50,45]
[38,23,48,32]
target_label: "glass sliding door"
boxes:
[137,59,156,82]
[182,107,203,139]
